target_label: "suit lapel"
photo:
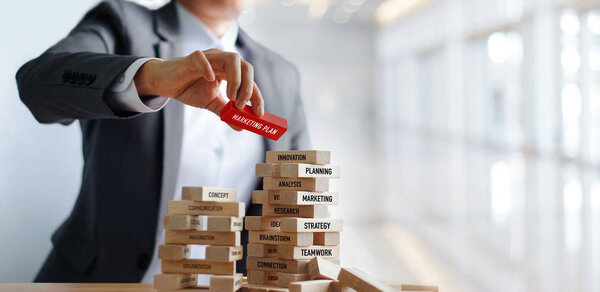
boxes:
[153,1,184,226]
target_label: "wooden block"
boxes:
[245,216,281,231]
[280,218,342,233]
[155,288,210,292]
[400,284,439,292]
[165,230,240,246]
[209,273,243,292]
[252,190,270,204]
[280,164,340,178]
[242,284,289,292]
[308,257,340,280]
[256,163,281,177]
[275,191,339,205]
[337,268,395,292]
[313,233,340,246]
[329,281,356,292]
[169,201,245,217]
[262,204,328,218]
[263,178,329,192]
[182,186,237,202]
[207,216,244,232]
[164,215,242,231]
[328,259,341,265]
[277,273,310,288]
[246,257,310,273]
[205,245,244,262]
[256,191,339,206]
[220,100,288,141]
[153,273,198,290]
[161,259,235,275]
[253,190,287,205]
[155,288,209,292]
[266,151,330,165]
[164,214,204,230]
[249,230,313,246]
[257,163,339,179]
[247,270,279,286]
[289,280,334,292]
[158,244,191,260]
[247,243,278,257]
[277,245,340,260]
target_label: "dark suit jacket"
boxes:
[16,0,310,282]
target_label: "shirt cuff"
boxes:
[108,57,169,113]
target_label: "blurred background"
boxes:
[1,0,599,291]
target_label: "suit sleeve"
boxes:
[289,66,312,150]
[15,0,146,124]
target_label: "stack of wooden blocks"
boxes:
[153,186,245,292]
[245,150,342,290]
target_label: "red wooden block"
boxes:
[220,101,288,141]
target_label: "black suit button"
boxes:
[137,253,151,270]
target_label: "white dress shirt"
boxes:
[110,2,264,284]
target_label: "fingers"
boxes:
[202,49,264,114]
[186,51,215,81]
[204,93,243,132]
[229,124,243,132]
[235,61,255,109]
[224,53,242,105]
[204,93,229,117]
[250,82,264,116]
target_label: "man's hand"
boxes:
[133,49,264,117]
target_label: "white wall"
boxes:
[0,0,100,282]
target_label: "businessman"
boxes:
[16,0,310,283]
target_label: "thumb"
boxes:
[205,95,243,132]
[205,94,229,117]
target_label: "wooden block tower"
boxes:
[153,186,245,292]
[245,150,341,289]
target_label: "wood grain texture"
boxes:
[164,230,240,246]
[313,233,340,246]
[279,218,342,232]
[308,257,341,280]
[181,186,237,202]
[288,280,334,292]
[262,178,329,192]
[153,273,197,290]
[168,201,245,217]
[277,245,340,260]
[265,151,330,164]
[246,257,311,273]
[158,244,190,260]
[247,243,278,258]
[161,259,235,274]
[337,268,395,292]
[247,270,279,286]
[274,191,339,206]
[245,216,281,231]
[279,164,340,178]
[209,273,243,292]
[277,273,310,288]
[248,230,313,246]
[205,245,244,262]
[261,204,328,218]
